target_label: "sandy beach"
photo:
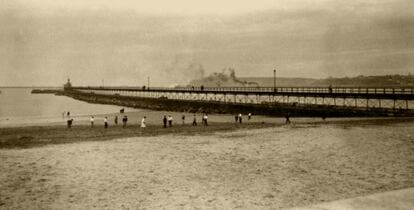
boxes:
[1,118,413,209]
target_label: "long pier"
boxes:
[71,86,414,109]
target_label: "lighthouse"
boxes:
[64,78,72,90]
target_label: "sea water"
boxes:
[0,88,137,127]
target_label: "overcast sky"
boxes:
[1,0,413,86]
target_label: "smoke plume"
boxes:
[188,67,259,87]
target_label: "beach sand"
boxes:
[0,119,413,209]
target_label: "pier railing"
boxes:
[161,86,414,94]
[69,86,414,110]
[74,86,414,95]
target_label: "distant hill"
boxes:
[188,70,414,87]
[312,75,414,87]
[242,75,414,87]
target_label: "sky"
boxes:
[0,0,413,86]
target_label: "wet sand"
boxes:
[0,122,275,149]
[0,119,413,209]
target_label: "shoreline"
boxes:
[1,117,413,149]
[0,122,275,149]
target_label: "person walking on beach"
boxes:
[238,113,242,124]
[203,114,208,126]
[201,113,205,125]
[67,118,73,128]
[67,111,70,118]
[122,115,128,128]
[168,115,173,127]
[182,114,185,125]
[114,116,118,125]
[163,115,167,128]
[90,116,94,127]
[104,117,108,128]
[235,114,238,123]
[285,113,291,125]
[248,113,252,121]
[141,116,146,128]
[192,114,197,126]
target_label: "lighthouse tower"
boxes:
[64,78,72,90]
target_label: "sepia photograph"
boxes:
[0,0,413,209]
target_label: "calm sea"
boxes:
[0,88,137,127]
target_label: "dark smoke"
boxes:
[188,67,259,87]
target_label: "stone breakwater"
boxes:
[31,89,62,94]
[62,90,412,117]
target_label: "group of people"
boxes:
[234,113,252,124]
[62,111,71,118]
[65,108,301,129]
[201,113,208,126]
[162,113,209,128]
[67,112,215,129]
[191,85,204,91]
[190,113,208,126]
[63,111,74,128]
[66,111,297,129]
[162,115,173,128]
[86,115,132,128]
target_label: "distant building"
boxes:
[64,78,72,90]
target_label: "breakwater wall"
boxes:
[31,89,63,94]
[62,90,414,117]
